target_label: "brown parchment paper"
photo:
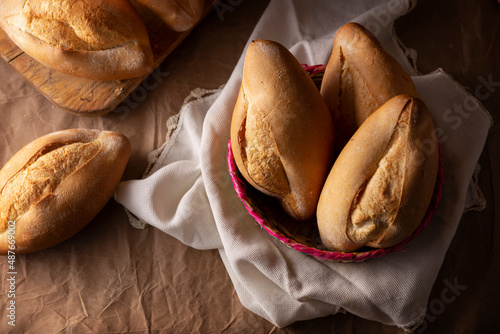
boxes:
[0,0,499,333]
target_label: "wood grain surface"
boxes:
[0,0,216,117]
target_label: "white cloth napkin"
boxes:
[114,0,492,330]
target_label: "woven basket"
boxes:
[227,65,444,262]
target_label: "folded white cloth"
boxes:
[115,0,492,330]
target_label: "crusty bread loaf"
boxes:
[0,0,154,81]
[230,39,335,221]
[0,129,131,254]
[320,22,419,151]
[317,95,438,252]
[136,0,204,32]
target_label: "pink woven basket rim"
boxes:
[227,139,444,262]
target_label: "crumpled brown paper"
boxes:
[1,0,499,332]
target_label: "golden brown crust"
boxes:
[136,0,204,32]
[0,129,131,254]
[0,0,154,81]
[316,95,439,252]
[320,22,419,151]
[230,39,335,221]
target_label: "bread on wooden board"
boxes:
[0,0,154,81]
[317,95,439,253]
[135,0,204,32]
[0,129,131,254]
[230,39,335,221]
[320,22,419,151]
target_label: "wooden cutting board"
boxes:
[0,0,217,116]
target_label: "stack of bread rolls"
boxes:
[230,22,439,253]
[0,0,205,81]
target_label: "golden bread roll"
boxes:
[230,39,335,221]
[320,22,419,151]
[136,0,204,32]
[0,0,154,81]
[317,95,438,252]
[0,129,131,254]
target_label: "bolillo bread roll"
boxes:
[320,22,419,151]
[230,39,335,221]
[0,129,131,254]
[0,0,154,81]
[135,0,204,32]
[317,95,439,253]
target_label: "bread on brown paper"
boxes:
[317,95,439,253]
[0,0,154,81]
[320,22,419,151]
[0,129,131,254]
[230,39,335,221]
[136,0,204,32]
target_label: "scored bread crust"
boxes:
[0,0,154,81]
[316,95,439,252]
[0,129,131,254]
[136,0,204,32]
[230,39,335,221]
[320,22,419,151]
